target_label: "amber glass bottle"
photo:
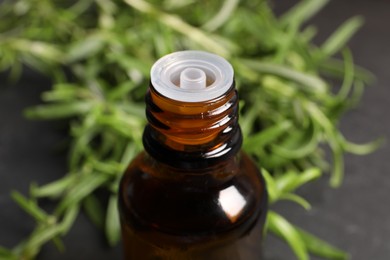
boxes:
[118,51,267,259]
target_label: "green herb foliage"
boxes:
[0,0,381,259]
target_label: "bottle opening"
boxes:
[150,51,234,102]
[180,67,207,89]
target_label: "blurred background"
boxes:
[0,0,389,259]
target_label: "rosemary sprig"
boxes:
[0,0,381,259]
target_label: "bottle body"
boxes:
[119,151,267,259]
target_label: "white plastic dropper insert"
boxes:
[150,50,234,102]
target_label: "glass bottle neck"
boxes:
[143,83,242,169]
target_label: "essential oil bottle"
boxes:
[118,51,268,259]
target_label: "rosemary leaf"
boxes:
[321,16,364,58]
[105,195,121,247]
[24,102,94,119]
[267,211,309,260]
[295,227,349,260]
[83,194,105,229]
[280,0,329,27]
[55,174,109,215]
[279,193,312,210]
[11,191,48,223]
[239,59,327,94]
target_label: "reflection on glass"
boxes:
[218,186,246,222]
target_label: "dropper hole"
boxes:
[180,68,206,89]
[170,67,216,88]
[183,68,204,80]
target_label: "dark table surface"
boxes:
[1,0,389,259]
